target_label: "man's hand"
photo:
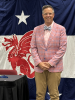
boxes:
[38,62,51,70]
[43,62,51,68]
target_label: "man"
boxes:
[31,5,67,100]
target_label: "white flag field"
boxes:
[0,35,75,78]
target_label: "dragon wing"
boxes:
[18,30,33,57]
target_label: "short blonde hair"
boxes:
[42,5,54,14]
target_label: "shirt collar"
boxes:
[44,21,54,29]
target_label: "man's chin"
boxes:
[46,22,51,24]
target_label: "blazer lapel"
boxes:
[40,24,46,48]
[47,22,56,48]
[40,22,56,48]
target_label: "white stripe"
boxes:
[0,35,75,78]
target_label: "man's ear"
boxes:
[53,13,55,18]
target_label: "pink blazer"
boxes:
[31,22,67,73]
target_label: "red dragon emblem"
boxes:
[2,30,34,78]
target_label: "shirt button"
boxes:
[45,49,47,51]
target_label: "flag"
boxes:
[0,0,75,100]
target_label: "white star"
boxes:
[47,92,62,100]
[59,93,62,96]
[15,10,30,25]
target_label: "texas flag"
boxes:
[0,0,75,100]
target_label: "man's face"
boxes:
[42,7,54,25]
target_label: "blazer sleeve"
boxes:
[30,28,42,67]
[48,27,67,67]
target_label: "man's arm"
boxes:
[48,27,67,67]
[31,28,42,67]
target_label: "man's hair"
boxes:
[42,5,54,14]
